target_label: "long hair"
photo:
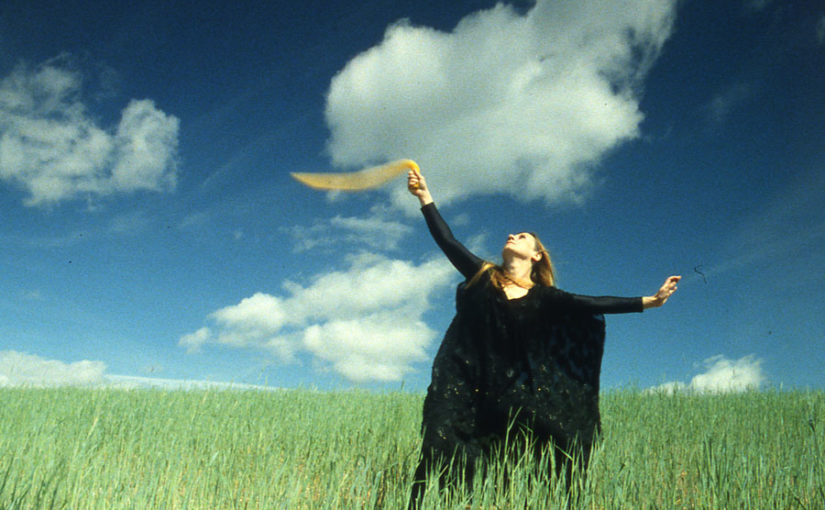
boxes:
[469,232,556,289]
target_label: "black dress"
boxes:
[410,203,643,505]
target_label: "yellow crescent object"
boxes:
[291,159,421,191]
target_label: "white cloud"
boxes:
[0,350,107,387]
[0,56,179,206]
[651,355,765,394]
[286,209,413,253]
[324,0,677,209]
[179,327,212,353]
[0,350,281,391]
[303,314,431,383]
[110,99,179,191]
[180,253,455,382]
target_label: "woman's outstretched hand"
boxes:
[643,275,681,309]
[408,168,433,206]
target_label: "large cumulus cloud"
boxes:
[324,0,677,208]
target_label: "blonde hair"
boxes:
[469,232,556,289]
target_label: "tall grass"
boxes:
[0,387,822,509]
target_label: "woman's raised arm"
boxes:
[408,168,483,279]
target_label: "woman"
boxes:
[406,169,680,506]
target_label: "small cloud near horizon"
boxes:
[0,350,106,387]
[650,354,765,394]
[0,351,276,391]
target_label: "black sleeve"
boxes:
[421,202,484,279]
[541,286,644,314]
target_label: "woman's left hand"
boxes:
[643,275,681,309]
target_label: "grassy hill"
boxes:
[1,387,822,508]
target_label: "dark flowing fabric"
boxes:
[410,203,642,507]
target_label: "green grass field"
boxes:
[1,387,823,509]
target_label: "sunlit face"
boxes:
[502,232,541,262]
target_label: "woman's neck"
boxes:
[501,259,534,288]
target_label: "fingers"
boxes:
[657,275,680,302]
[407,170,418,192]
[643,276,681,309]
[407,169,425,193]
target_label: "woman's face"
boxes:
[502,232,539,261]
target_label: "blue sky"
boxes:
[1,0,823,392]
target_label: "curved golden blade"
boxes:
[291,159,420,191]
